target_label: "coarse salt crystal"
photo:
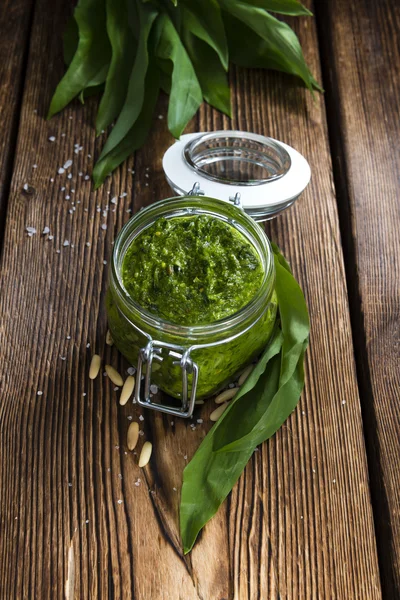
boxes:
[48,235,54,240]
[127,367,136,376]
[26,226,36,235]
[139,415,144,422]
[42,226,50,235]
[111,197,117,204]
[84,175,90,180]
[23,183,29,191]
[67,173,72,179]
[101,224,107,230]
[33,164,38,169]
[49,136,56,142]
[65,195,70,200]
[150,384,158,394]
[37,391,43,396]
[63,240,70,247]
[58,168,65,175]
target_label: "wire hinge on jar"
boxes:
[188,182,242,210]
[135,339,199,418]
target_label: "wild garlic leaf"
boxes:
[180,245,309,552]
[155,14,203,138]
[93,63,160,187]
[97,1,158,161]
[237,0,312,17]
[221,0,315,90]
[183,32,231,117]
[181,0,228,70]
[213,250,309,452]
[96,0,138,134]
[48,0,111,118]
[63,16,79,66]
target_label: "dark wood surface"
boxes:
[317,0,400,596]
[0,0,397,598]
[0,0,35,231]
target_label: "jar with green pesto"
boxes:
[106,195,278,417]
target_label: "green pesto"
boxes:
[121,215,264,326]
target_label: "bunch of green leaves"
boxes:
[48,0,319,187]
[180,244,310,553]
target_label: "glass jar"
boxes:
[106,194,278,418]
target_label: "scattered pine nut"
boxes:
[215,387,238,404]
[120,376,135,406]
[127,422,139,451]
[105,330,113,346]
[105,365,124,387]
[138,441,152,467]
[210,403,230,422]
[89,354,101,379]
[238,364,254,387]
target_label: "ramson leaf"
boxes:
[154,13,203,138]
[180,245,309,552]
[48,0,111,118]
[183,31,231,117]
[95,0,137,133]
[221,0,317,90]
[97,0,158,160]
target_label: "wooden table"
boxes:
[0,1,398,598]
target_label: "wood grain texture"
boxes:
[0,0,383,598]
[0,0,35,239]
[316,0,400,596]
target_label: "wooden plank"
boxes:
[316,0,400,596]
[0,0,382,598]
[0,0,35,239]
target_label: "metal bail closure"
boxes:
[135,339,199,418]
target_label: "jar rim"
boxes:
[110,196,275,340]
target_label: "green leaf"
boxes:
[221,1,317,90]
[97,1,158,159]
[92,63,160,187]
[180,245,309,552]
[181,0,228,70]
[213,251,309,452]
[63,16,79,66]
[48,0,111,118]
[183,32,231,117]
[95,0,138,134]
[237,0,312,17]
[155,14,202,138]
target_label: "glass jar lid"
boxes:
[162,130,311,220]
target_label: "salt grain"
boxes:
[117,499,123,504]
[127,367,136,376]
[42,226,50,235]
[149,384,158,394]
[48,136,56,142]
[58,168,65,174]
[139,415,144,422]
[63,159,73,169]
[63,240,70,247]
[111,197,117,204]
[67,173,72,180]
[101,224,107,230]
[26,226,36,236]
[48,235,54,240]
[37,391,43,396]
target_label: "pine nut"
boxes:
[238,364,254,387]
[215,387,238,404]
[105,365,124,387]
[210,403,230,422]
[89,354,101,379]
[127,422,139,451]
[105,330,113,346]
[139,441,152,467]
[120,376,135,405]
